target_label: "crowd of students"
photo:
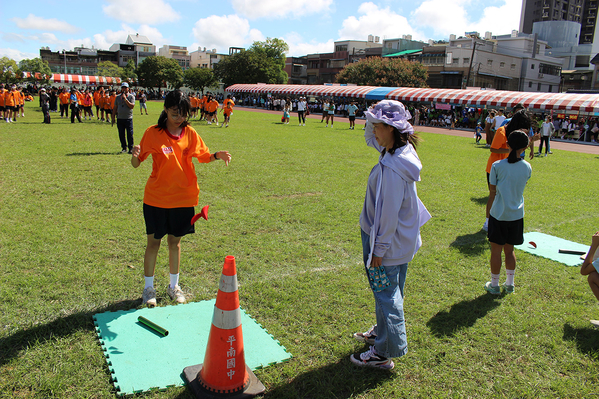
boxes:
[0,83,28,123]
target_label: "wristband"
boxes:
[213,152,218,160]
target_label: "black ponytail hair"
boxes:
[507,129,529,163]
[157,90,191,130]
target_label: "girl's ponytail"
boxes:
[507,129,529,163]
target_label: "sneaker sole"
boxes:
[349,354,394,369]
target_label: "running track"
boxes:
[238,106,599,155]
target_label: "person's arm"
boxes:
[124,94,135,109]
[131,145,141,168]
[581,232,599,275]
[371,168,404,268]
[210,150,231,166]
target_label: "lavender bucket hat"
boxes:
[364,100,414,135]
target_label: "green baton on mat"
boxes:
[138,316,169,336]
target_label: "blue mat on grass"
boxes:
[93,299,291,396]
[515,232,589,266]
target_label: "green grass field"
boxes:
[1,101,599,398]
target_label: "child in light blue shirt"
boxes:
[485,129,531,295]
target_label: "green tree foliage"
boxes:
[97,60,123,78]
[183,67,218,94]
[249,37,289,69]
[336,57,428,88]
[0,57,19,84]
[121,59,137,83]
[137,56,183,89]
[213,38,289,87]
[18,58,52,83]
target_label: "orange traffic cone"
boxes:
[183,256,265,398]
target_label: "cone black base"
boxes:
[183,364,265,398]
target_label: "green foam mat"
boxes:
[93,300,291,396]
[515,232,588,266]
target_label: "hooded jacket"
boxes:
[359,125,431,266]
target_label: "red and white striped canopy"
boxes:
[226,83,378,99]
[49,74,122,85]
[385,87,599,112]
[226,84,599,113]
[20,72,122,85]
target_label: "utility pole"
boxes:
[465,40,477,89]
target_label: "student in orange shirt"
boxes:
[220,94,235,128]
[94,88,103,120]
[59,88,70,118]
[105,90,116,123]
[0,84,6,121]
[18,87,25,117]
[82,89,93,120]
[130,90,231,307]
[206,95,219,125]
[199,94,207,121]
[5,85,19,122]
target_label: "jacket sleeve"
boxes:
[364,123,384,153]
[372,167,404,258]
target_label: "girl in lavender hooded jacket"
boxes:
[351,100,431,370]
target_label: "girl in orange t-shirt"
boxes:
[130,90,232,307]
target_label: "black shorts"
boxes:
[143,203,195,239]
[349,116,356,122]
[487,216,524,246]
[0,106,4,111]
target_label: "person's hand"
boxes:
[592,232,599,247]
[370,256,382,268]
[131,145,141,158]
[529,151,534,160]
[216,151,231,166]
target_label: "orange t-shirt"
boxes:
[18,92,24,105]
[5,90,17,107]
[138,125,211,208]
[190,96,198,108]
[0,89,6,107]
[486,126,508,173]
[199,96,207,110]
[207,100,219,113]
[223,98,234,114]
[107,95,116,110]
[93,91,102,106]
[59,92,70,105]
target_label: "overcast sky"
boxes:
[0,0,522,61]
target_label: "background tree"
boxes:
[121,59,137,84]
[249,37,289,69]
[183,67,218,94]
[336,57,428,88]
[0,57,19,84]
[213,38,289,87]
[97,60,123,78]
[18,58,52,84]
[137,56,183,89]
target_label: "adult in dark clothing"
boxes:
[40,88,51,124]
[112,82,136,153]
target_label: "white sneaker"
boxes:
[167,285,186,304]
[142,287,157,307]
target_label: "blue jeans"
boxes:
[361,229,408,358]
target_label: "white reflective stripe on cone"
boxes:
[219,274,238,293]
[212,307,241,330]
